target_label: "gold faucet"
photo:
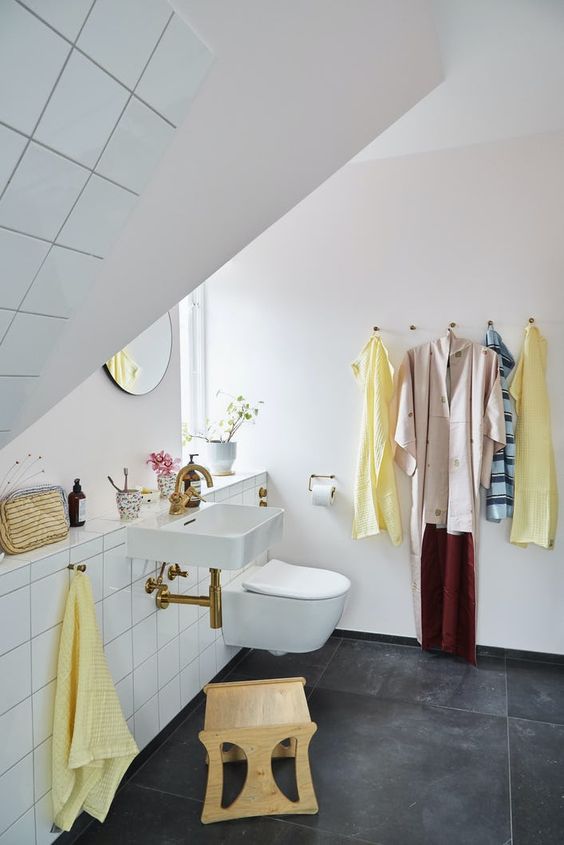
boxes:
[169,462,214,515]
[146,563,223,628]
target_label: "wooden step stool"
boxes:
[199,677,319,824]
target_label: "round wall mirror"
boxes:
[104,312,172,395]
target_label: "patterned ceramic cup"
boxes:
[157,474,176,499]
[116,490,142,521]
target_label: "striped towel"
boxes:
[484,328,515,522]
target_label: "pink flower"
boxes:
[147,451,180,477]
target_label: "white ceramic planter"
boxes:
[207,441,237,476]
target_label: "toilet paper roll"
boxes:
[311,484,336,506]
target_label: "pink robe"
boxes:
[393,334,505,663]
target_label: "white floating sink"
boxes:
[126,503,284,569]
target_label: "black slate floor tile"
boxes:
[75,783,355,844]
[132,703,207,801]
[292,686,510,845]
[318,639,507,716]
[509,717,564,845]
[507,658,564,724]
[232,638,342,686]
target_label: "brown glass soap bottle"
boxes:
[68,478,86,527]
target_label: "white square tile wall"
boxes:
[0,125,26,195]
[0,2,214,437]
[0,472,266,841]
[34,52,129,169]
[0,1,69,135]
[20,0,95,42]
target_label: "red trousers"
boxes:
[420,524,476,666]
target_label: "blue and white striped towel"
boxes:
[484,328,515,522]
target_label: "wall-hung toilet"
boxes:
[222,559,351,654]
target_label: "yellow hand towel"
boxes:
[510,324,558,549]
[105,347,140,391]
[52,573,138,831]
[351,335,402,545]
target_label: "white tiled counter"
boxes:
[0,471,267,844]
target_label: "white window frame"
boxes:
[180,283,207,457]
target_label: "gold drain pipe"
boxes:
[145,565,222,629]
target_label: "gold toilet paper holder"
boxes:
[308,474,335,491]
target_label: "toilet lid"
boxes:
[242,559,351,601]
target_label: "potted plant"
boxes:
[146,450,181,498]
[183,392,263,476]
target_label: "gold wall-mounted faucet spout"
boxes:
[169,463,214,515]
[146,565,223,628]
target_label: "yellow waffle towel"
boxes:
[52,573,138,831]
[105,347,140,391]
[510,325,558,549]
[351,335,402,544]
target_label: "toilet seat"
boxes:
[242,559,350,601]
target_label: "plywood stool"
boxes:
[199,677,318,824]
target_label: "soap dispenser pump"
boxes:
[185,453,202,508]
[68,478,86,527]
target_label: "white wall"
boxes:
[359,0,564,161]
[205,132,564,654]
[0,309,182,519]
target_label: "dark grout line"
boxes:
[309,637,343,697]
[507,713,564,729]
[271,814,377,844]
[133,781,203,805]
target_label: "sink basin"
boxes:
[126,503,284,569]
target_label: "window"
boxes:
[179,282,206,459]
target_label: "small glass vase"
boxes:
[157,473,176,499]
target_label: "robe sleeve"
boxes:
[481,349,506,488]
[393,352,417,477]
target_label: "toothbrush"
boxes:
[108,476,123,493]
[123,468,129,492]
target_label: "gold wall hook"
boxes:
[528,316,535,323]
[68,563,86,572]
[409,324,416,331]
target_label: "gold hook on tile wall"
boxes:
[529,317,535,323]
[68,563,86,572]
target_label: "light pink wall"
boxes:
[0,309,182,519]
[205,132,564,653]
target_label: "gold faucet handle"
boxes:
[168,563,188,580]
[185,485,206,503]
[169,490,189,514]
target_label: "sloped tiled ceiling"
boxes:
[0,0,213,447]
[2,1,443,447]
